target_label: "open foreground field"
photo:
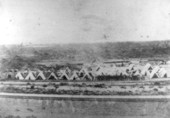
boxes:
[0,95,170,118]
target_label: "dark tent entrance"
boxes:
[48,75,57,80]
[36,76,43,80]
[60,75,68,80]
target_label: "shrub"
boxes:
[42,84,47,88]
[94,84,105,88]
[59,82,69,86]
[30,84,35,89]
[153,88,158,91]
[154,82,160,86]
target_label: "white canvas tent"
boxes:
[158,68,167,78]
[141,63,152,75]
[36,71,46,80]
[70,71,80,80]
[15,72,25,80]
[149,71,159,79]
[80,69,93,81]
[96,66,118,76]
[148,66,160,79]
[144,63,152,70]
[120,71,129,76]
[59,71,70,80]
[79,67,87,74]
[25,71,36,80]
[133,70,141,76]
[47,72,58,80]
[65,67,71,73]
[152,66,160,73]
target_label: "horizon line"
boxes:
[0,39,170,46]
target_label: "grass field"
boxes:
[0,96,169,118]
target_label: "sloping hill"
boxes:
[1,40,170,70]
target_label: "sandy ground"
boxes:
[0,96,170,118]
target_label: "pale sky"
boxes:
[0,0,170,44]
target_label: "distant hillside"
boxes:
[1,40,170,70]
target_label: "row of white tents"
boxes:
[15,68,94,81]
[140,63,169,79]
[94,63,170,79]
[8,63,170,81]
[94,64,141,77]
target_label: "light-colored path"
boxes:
[0,92,170,101]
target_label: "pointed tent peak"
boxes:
[50,68,55,72]
[15,71,25,80]
[36,71,46,80]
[79,67,86,73]
[50,72,57,75]
[65,67,72,74]
[25,71,36,80]
[26,68,32,72]
[141,63,152,74]
[129,64,135,69]
[145,63,152,69]
[152,66,160,73]
[37,70,43,73]
[28,71,37,76]
[133,70,141,76]
[27,70,36,74]
[47,70,51,73]
[38,70,45,74]
[65,67,71,70]
[66,70,75,78]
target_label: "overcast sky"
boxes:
[0,0,170,44]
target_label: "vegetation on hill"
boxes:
[0,40,170,70]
